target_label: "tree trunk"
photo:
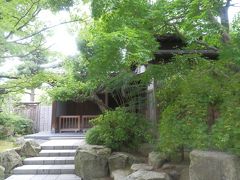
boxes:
[30,89,35,102]
[91,93,109,112]
[220,0,231,43]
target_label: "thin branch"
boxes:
[0,40,51,59]
[0,75,19,79]
[8,19,86,43]
[5,0,41,39]
[165,21,186,41]
[16,8,41,32]
[195,40,218,51]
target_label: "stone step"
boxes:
[41,145,79,150]
[39,150,76,157]
[13,165,75,175]
[24,157,74,165]
[5,174,81,180]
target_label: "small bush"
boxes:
[86,107,152,151]
[86,126,104,145]
[0,113,33,138]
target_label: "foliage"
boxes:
[1,72,58,96]
[78,0,231,85]
[79,0,159,84]
[55,0,237,111]
[0,0,45,63]
[0,0,74,101]
[0,113,33,138]
[156,59,240,155]
[49,76,90,102]
[85,126,104,145]
[86,107,152,150]
[46,0,74,11]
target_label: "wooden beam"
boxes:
[155,49,218,56]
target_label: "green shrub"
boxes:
[0,113,33,138]
[157,60,240,155]
[86,107,152,150]
[86,126,104,145]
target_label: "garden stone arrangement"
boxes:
[1,139,240,180]
[74,145,240,180]
[74,144,186,180]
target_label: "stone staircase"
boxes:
[5,140,82,180]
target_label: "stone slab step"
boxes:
[41,145,79,150]
[5,174,81,180]
[24,157,74,165]
[39,150,76,157]
[13,165,75,175]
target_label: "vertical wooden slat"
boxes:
[59,117,61,133]
[59,115,82,132]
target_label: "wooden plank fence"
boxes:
[14,103,52,133]
[39,106,52,132]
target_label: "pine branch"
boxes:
[0,40,51,59]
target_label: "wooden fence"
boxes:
[14,103,52,133]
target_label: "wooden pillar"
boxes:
[105,92,109,107]
[51,101,57,132]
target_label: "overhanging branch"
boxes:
[0,75,19,79]
[8,18,86,43]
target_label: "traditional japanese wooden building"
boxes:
[51,34,218,133]
[51,93,119,133]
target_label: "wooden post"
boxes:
[78,116,80,131]
[51,101,57,132]
[105,92,109,107]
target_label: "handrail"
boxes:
[59,115,80,133]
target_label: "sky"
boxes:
[38,10,79,56]
[0,3,240,73]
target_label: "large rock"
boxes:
[112,169,131,180]
[108,152,146,175]
[16,138,41,152]
[19,141,39,157]
[15,137,26,146]
[16,137,39,146]
[138,143,154,157]
[131,164,153,172]
[180,167,189,180]
[148,152,168,169]
[0,149,22,175]
[108,152,129,173]
[0,166,5,180]
[127,153,146,165]
[75,145,111,180]
[125,170,171,180]
[189,150,240,180]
